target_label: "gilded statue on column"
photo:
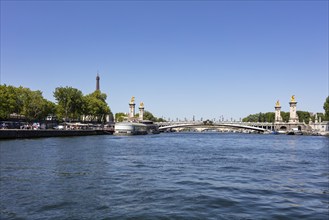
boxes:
[130,96,135,103]
[275,100,280,107]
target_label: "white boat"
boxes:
[114,122,147,135]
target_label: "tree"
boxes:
[83,90,112,122]
[44,100,57,118]
[280,112,289,122]
[157,117,166,122]
[296,111,311,123]
[143,111,157,121]
[141,111,166,122]
[324,96,329,121]
[115,112,127,122]
[53,86,84,121]
[242,112,275,122]
[310,112,325,123]
[242,113,259,122]
[0,85,18,119]
[265,112,275,122]
[22,89,49,120]
[0,85,55,120]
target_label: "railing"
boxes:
[156,121,274,126]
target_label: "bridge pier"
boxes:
[273,122,310,132]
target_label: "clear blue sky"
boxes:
[1,0,328,121]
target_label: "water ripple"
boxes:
[1,133,328,219]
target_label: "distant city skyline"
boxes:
[1,0,328,120]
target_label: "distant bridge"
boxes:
[156,121,274,133]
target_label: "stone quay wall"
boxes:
[0,129,108,139]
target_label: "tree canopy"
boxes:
[0,85,55,120]
[54,86,84,121]
[242,110,325,124]
[242,112,275,123]
[83,90,112,122]
[142,111,166,122]
[1,84,114,123]
[324,96,329,120]
[115,112,127,122]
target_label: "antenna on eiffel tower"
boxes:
[96,70,100,91]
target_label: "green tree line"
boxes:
[0,84,112,122]
[242,96,329,123]
[242,111,324,123]
[324,96,329,120]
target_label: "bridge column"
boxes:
[289,95,299,123]
[129,97,135,119]
[139,102,144,121]
[275,100,283,123]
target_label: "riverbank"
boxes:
[0,129,112,139]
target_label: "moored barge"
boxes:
[114,122,147,135]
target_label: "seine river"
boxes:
[0,133,328,219]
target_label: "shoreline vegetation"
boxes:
[1,84,328,124]
[0,84,165,124]
[0,84,112,123]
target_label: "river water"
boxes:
[0,133,328,219]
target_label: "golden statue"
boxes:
[130,96,135,103]
[276,100,280,107]
[140,102,144,108]
[291,95,295,102]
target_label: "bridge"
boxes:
[156,121,274,133]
